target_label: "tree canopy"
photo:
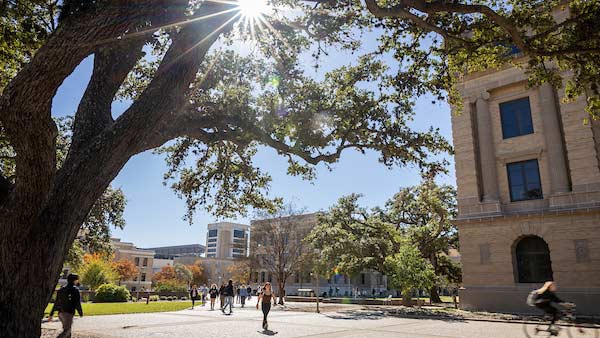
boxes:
[307,178,458,301]
[1,1,598,336]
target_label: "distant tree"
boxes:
[306,194,402,275]
[384,178,460,303]
[112,259,139,286]
[79,254,117,291]
[153,265,176,284]
[385,244,436,305]
[226,260,252,284]
[174,264,193,285]
[252,205,313,305]
[187,261,208,286]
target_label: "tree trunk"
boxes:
[429,286,442,303]
[277,280,285,305]
[0,217,70,338]
[402,289,412,306]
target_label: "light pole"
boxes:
[312,248,320,314]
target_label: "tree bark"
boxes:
[429,286,442,304]
[0,2,238,337]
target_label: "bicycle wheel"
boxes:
[523,323,554,337]
[567,323,599,338]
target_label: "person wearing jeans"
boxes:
[222,279,235,314]
[240,284,248,308]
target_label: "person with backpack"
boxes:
[48,274,83,338]
[527,281,565,335]
[240,284,248,308]
[246,285,252,301]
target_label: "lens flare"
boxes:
[238,0,271,18]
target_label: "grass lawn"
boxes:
[44,301,193,316]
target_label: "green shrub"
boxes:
[94,283,130,303]
[160,296,167,301]
[180,296,188,301]
[154,280,188,293]
[149,295,160,302]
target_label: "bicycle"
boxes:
[523,303,599,338]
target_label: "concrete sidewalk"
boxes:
[41,298,593,338]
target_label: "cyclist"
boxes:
[530,281,565,335]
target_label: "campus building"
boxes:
[111,238,155,292]
[452,13,600,314]
[249,213,388,297]
[206,222,250,258]
[144,244,205,259]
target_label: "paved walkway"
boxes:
[41,298,580,338]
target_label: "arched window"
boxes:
[515,236,553,283]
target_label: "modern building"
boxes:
[111,238,155,292]
[206,222,250,258]
[144,244,205,259]
[250,213,388,297]
[451,7,600,314]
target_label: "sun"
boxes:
[238,0,271,18]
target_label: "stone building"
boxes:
[452,29,600,314]
[206,222,249,259]
[250,213,388,296]
[111,238,155,292]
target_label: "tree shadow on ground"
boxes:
[326,307,468,323]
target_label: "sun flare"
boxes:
[238,0,271,18]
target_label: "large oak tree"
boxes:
[1,1,598,337]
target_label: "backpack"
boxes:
[55,286,74,312]
[526,290,539,307]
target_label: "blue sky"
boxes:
[51,29,455,248]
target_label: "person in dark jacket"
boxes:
[222,279,234,314]
[48,274,83,338]
[190,285,199,309]
[534,281,564,333]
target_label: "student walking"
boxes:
[257,282,276,330]
[240,284,248,308]
[48,274,83,338]
[236,285,241,304]
[222,279,234,314]
[190,285,199,309]
[219,284,225,310]
[201,285,208,306]
[209,284,219,310]
[246,285,252,301]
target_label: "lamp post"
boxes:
[312,248,320,314]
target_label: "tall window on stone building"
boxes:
[507,159,543,201]
[515,236,553,283]
[500,97,534,139]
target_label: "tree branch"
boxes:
[70,38,147,153]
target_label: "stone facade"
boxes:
[452,59,600,314]
[111,238,155,292]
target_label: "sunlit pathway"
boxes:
[42,299,559,338]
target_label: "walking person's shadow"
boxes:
[258,329,278,336]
